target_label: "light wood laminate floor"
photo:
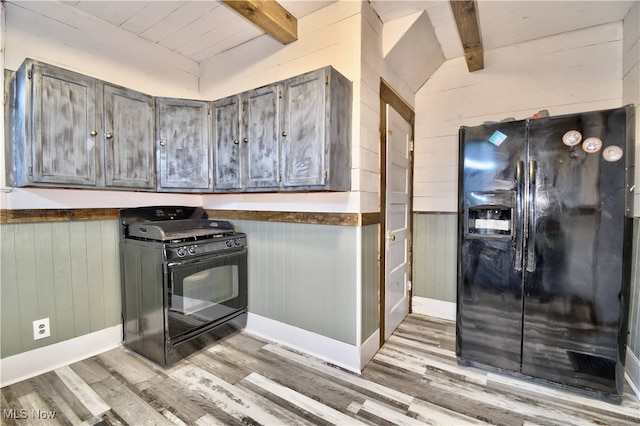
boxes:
[2,314,639,425]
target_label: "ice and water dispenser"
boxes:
[465,191,514,238]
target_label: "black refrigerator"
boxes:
[456,105,635,403]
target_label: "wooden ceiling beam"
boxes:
[450,0,484,72]
[222,0,298,45]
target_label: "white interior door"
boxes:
[384,105,411,340]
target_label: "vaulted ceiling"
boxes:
[32,1,637,66]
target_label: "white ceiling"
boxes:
[62,0,636,63]
[370,0,635,60]
[61,1,335,62]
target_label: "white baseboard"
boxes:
[412,296,456,321]
[360,329,380,369]
[0,325,122,387]
[626,349,640,400]
[245,313,362,373]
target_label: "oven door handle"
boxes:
[167,248,246,268]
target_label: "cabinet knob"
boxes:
[160,141,166,147]
[282,131,287,137]
[243,138,249,143]
[233,139,239,145]
[90,130,97,137]
[105,132,113,139]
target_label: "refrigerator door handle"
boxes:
[526,160,537,272]
[514,161,524,271]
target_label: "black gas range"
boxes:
[119,206,248,366]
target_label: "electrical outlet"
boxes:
[33,318,50,340]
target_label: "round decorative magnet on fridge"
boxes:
[602,145,623,162]
[582,137,603,153]
[562,130,582,146]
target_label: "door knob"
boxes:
[386,233,396,241]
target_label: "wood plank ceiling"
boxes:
[62,0,328,63]
[61,0,635,68]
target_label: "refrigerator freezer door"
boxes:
[522,107,631,398]
[457,120,527,372]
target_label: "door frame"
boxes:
[379,79,415,345]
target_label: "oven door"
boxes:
[165,248,247,343]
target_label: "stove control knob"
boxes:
[234,238,241,246]
[225,240,233,248]
[176,247,187,257]
[188,245,197,255]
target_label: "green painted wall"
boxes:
[1,220,121,358]
[630,220,640,359]
[412,213,457,303]
[3,213,636,370]
[232,220,359,345]
[361,224,379,344]
[1,218,373,360]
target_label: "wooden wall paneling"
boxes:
[69,222,91,337]
[198,1,360,110]
[414,22,625,214]
[361,224,379,344]
[14,224,39,354]
[235,220,358,345]
[33,222,56,339]
[0,220,120,358]
[4,2,199,96]
[100,220,121,327]
[85,222,106,333]
[624,2,640,370]
[412,215,428,299]
[631,220,640,356]
[1,225,21,357]
[50,221,76,342]
[623,1,640,216]
[412,213,457,303]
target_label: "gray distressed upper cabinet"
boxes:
[104,84,155,189]
[212,94,242,190]
[8,59,155,190]
[8,60,351,193]
[280,67,352,191]
[9,60,98,187]
[212,66,351,192]
[243,85,280,190]
[156,98,211,192]
[212,85,280,192]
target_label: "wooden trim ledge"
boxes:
[0,208,120,224]
[1,208,382,226]
[207,210,381,226]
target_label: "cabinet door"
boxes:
[157,98,210,191]
[212,95,241,190]
[104,85,155,189]
[280,69,327,188]
[31,63,98,185]
[243,85,279,189]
